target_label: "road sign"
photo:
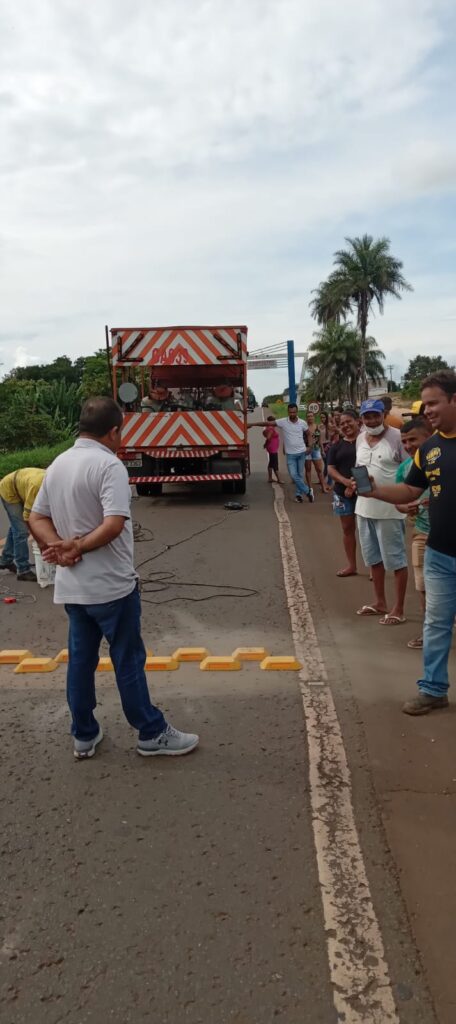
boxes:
[247,359,282,369]
[308,401,320,414]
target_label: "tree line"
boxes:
[301,233,453,405]
[0,351,111,453]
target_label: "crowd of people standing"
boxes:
[253,370,456,717]
[0,373,454,749]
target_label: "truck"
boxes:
[109,325,249,496]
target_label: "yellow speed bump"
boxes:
[145,656,179,671]
[0,649,32,664]
[55,649,69,664]
[200,656,241,671]
[97,657,114,671]
[14,658,58,674]
[232,647,268,662]
[260,656,302,671]
[172,647,209,663]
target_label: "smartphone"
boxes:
[351,465,373,495]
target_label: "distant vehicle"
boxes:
[109,325,249,496]
[247,397,256,412]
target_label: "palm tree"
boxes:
[309,275,352,325]
[331,235,412,398]
[306,322,385,405]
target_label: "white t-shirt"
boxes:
[32,439,137,604]
[355,427,406,520]
[275,417,309,455]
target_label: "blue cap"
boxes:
[360,398,385,415]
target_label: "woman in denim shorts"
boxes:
[327,410,360,576]
[305,413,331,493]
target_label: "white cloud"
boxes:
[13,345,40,368]
[0,0,455,386]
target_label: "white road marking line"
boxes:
[272,482,399,1024]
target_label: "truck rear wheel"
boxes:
[233,476,246,494]
[136,483,163,497]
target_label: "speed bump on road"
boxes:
[55,649,69,664]
[0,649,33,664]
[97,657,114,671]
[14,658,58,674]
[200,656,241,671]
[172,647,209,662]
[2,650,302,673]
[145,656,179,671]
[232,647,268,662]
[260,656,302,671]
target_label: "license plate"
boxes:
[124,459,142,467]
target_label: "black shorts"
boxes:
[268,452,279,471]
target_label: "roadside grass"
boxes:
[269,402,308,420]
[0,440,72,478]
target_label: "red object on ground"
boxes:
[4,597,16,604]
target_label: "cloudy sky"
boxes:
[1,0,455,398]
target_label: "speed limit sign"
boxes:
[308,401,320,414]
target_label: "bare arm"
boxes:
[327,464,352,488]
[72,516,127,555]
[29,512,63,550]
[371,482,424,504]
[34,516,127,566]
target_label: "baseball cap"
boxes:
[411,400,423,415]
[360,398,385,415]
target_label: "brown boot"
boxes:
[402,693,449,716]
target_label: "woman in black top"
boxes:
[327,409,360,577]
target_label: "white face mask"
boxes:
[365,423,384,436]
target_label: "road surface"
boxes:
[0,422,455,1023]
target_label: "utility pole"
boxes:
[386,363,394,391]
[287,340,296,405]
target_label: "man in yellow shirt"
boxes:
[0,468,45,581]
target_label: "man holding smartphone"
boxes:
[352,399,408,624]
[361,372,456,715]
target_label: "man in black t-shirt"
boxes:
[327,409,360,577]
[364,371,456,715]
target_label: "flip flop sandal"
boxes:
[407,636,423,649]
[337,569,358,577]
[356,605,383,616]
[379,615,407,626]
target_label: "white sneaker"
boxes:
[136,723,199,757]
[73,726,104,760]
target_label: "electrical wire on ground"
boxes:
[0,580,37,604]
[132,516,259,605]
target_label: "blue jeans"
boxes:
[0,498,31,574]
[419,547,456,697]
[286,453,310,497]
[65,585,166,741]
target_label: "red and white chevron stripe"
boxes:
[111,326,247,366]
[121,411,246,448]
[129,474,242,483]
[119,447,219,459]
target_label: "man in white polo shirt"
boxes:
[250,404,314,502]
[29,396,199,761]
[351,398,408,625]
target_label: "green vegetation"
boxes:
[401,355,451,400]
[310,235,412,400]
[0,440,72,479]
[306,322,385,405]
[0,349,112,457]
[261,393,283,407]
[268,401,308,420]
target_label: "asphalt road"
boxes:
[0,423,454,1023]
